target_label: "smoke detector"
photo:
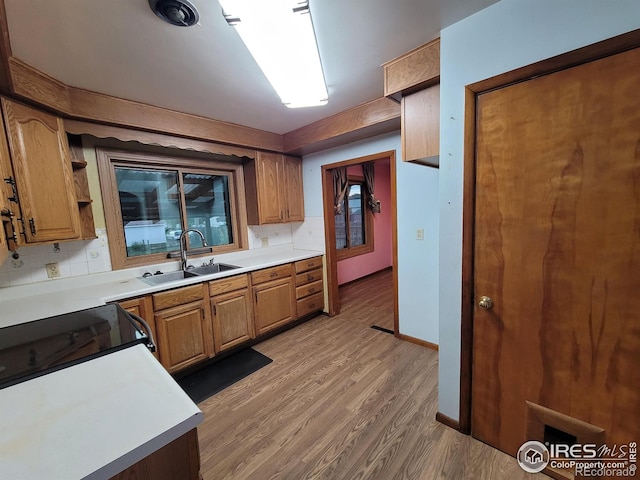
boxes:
[149,0,199,27]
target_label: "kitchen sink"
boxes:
[140,263,240,285]
[188,263,240,276]
[140,270,199,285]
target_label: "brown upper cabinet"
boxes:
[383,38,440,167]
[1,98,83,244]
[0,111,15,263]
[244,152,304,225]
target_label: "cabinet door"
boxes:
[119,296,159,360]
[0,107,19,260]
[256,152,284,223]
[401,84,440,164]
[211,288,254,352]
[154,300,213,373]
[283,155,304,222]
[1,98,80,243]
[253,276,296,335]
[0,113,13,264]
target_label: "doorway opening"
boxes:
[321,151,398,335]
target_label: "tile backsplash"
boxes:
[0,228,112,288]
[0,221,326,288]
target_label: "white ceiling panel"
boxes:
[4,0,498,134]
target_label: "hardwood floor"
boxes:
[197,271,547,480]
[339,268,395,332]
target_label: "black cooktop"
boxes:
[0,304,148,389]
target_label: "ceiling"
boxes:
[3,0,497,135]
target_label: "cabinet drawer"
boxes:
[294,256,323,274]
[295,267,323,286]
[251,264,293,284]
[296,292,324,317]
[153,284,204,311]
[209,273,249,296]
[295,280,323,300]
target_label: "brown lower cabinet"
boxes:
[116,257,323,374]
[209,273,255,352]
[152,284,214,374]
[109,428,200,480]
[251,264,296,336]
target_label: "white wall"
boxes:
[300,131,440,344]
[438,0,640,420]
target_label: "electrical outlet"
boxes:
[46,262,61,278]
[416,229,425,241]
[261,237,269,247]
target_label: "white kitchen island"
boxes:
[0,344,203,480]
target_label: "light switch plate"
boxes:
[416,229,424,241]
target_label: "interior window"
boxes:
[335,177,373,260]
[98,149,247,269]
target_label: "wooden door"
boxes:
[154,300,212,373]
[256,152,284,223]
[254,276,295,335]
[284,155,304,222]
[472,47,640,463]
[1,98,80,243]
[211,288,254,352]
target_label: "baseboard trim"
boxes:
[436,412,461,431]
[397,333,439,351]
[338,266,392,288]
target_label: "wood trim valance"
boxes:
[65,120,255,160]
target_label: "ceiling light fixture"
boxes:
[219,0,328,108]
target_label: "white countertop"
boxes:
[0,245,323,327]
[0,344,203,480]
[0,244,323,479]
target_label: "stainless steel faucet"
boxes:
[179,229,207,271]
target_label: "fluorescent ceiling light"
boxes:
[219,0,328,108]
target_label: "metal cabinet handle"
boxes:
[127,312,156,353]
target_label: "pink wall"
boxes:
[337,158,392,285]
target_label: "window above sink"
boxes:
[97,148,250,270]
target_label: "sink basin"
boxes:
[139,264,240,285]
[140,270,199,285]
[188,263,240,276]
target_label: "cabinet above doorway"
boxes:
[383,38,440,167]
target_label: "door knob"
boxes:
[478,296,493,310]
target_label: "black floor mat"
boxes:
[177,348,272,404]
[371,325,394,334]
